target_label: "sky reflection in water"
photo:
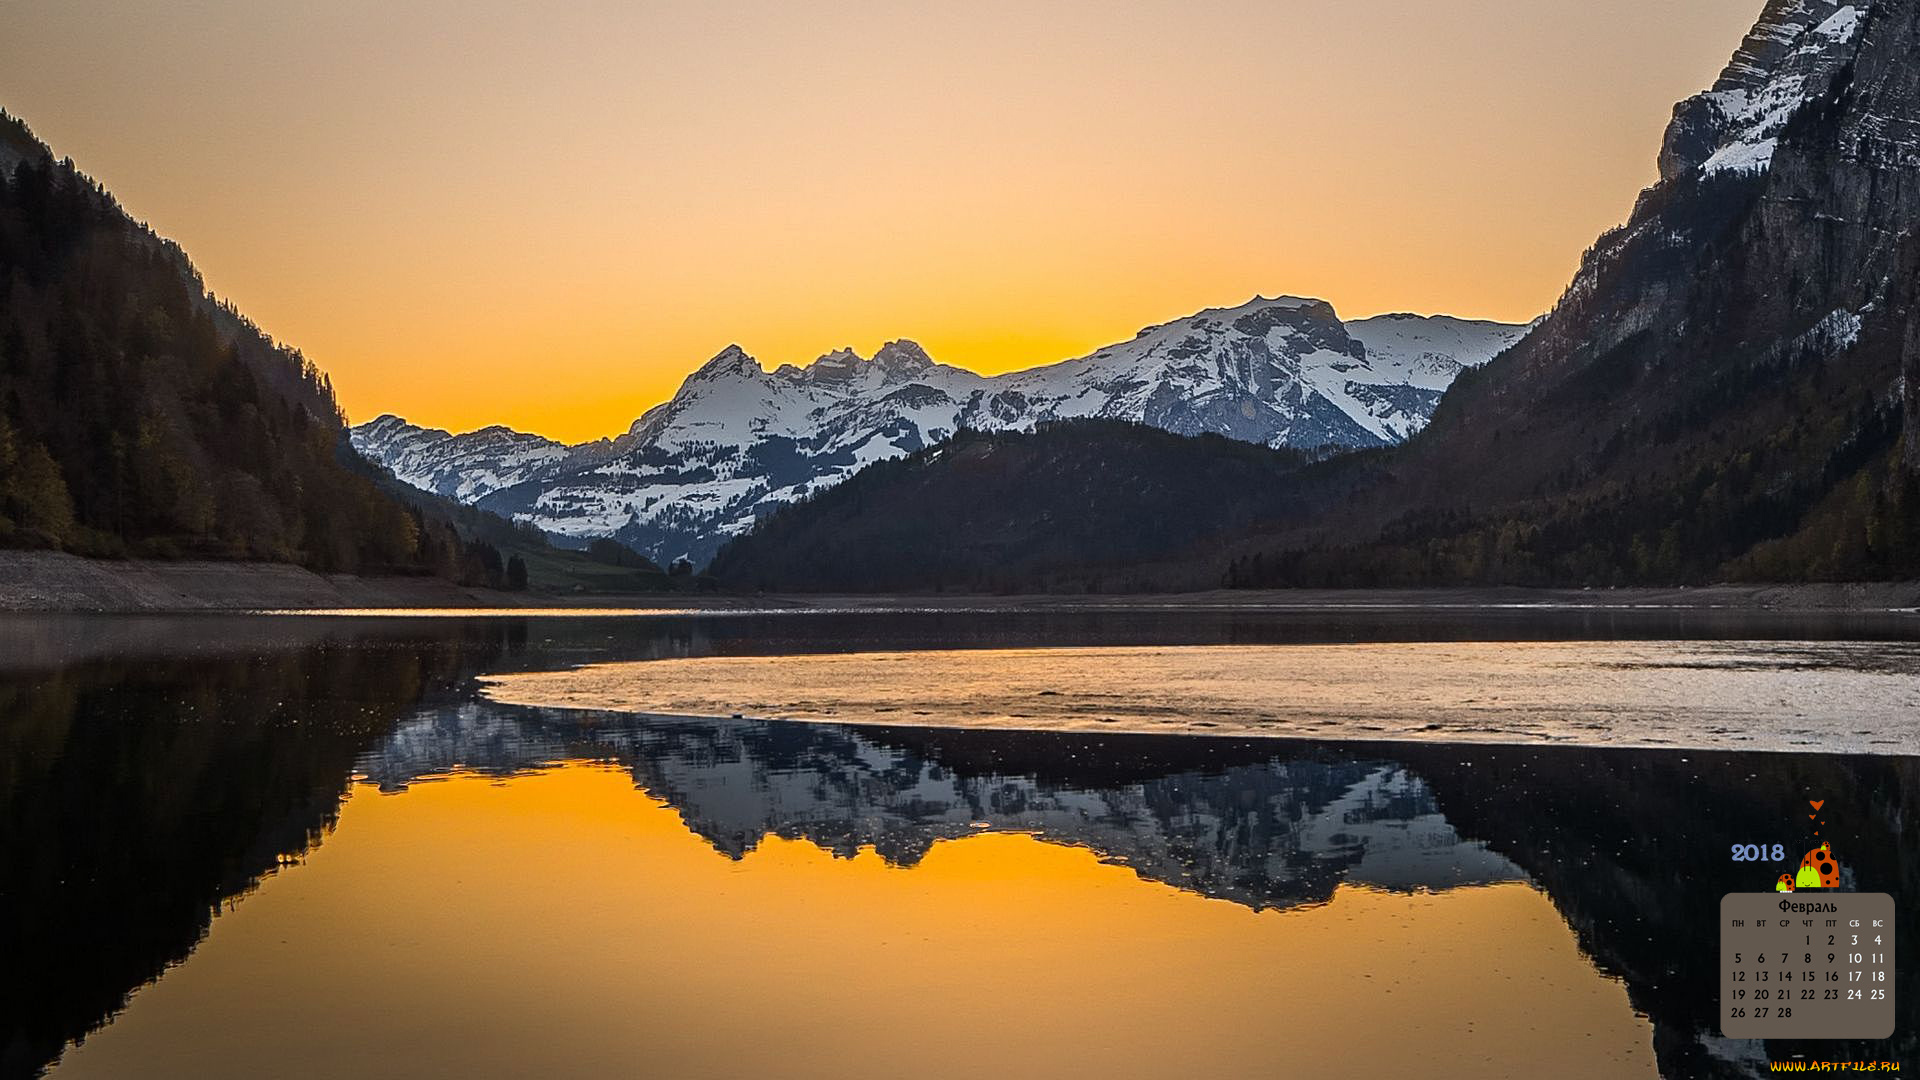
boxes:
[3,610,1914,1079]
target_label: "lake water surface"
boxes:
[3,607,1916,1078]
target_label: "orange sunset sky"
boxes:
[3,0,1762,443]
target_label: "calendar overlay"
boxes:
[1720,893,1895,1039]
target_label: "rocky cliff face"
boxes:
[1906,240,1920,473]
[1281,0,1920,581]
[1476,0,1914,439]
[1908,324,1920,472]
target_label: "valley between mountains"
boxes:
[6,0,1920,600]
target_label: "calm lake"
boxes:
[3,606,1917,1079]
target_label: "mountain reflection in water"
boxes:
[2,612,1915,1080]
[363,703,1529,908]
[48,768,1656,1080]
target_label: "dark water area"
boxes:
[2,609,1916,1078]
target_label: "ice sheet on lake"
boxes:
[478,640,1920,754]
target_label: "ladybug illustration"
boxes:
[1775,873,1796,893]
[1793,842,1839,889]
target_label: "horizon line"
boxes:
[353,297,1540,444]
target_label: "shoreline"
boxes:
[1,549,1917,614]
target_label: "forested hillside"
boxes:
[0,111,431,572]
[708,422,1313,592]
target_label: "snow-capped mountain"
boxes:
[353,298,1526,564]
[1659,0,1867,179]
[350,415,584,501]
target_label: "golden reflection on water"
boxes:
[51,766,1654,1079]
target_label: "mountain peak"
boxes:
[793,346,866,384]
[1245,294,1324,314]
[689,344,763,381]
[1119,295,1321,340]
[1657,0,1866,180]
[872,339,934,373]
[781,341,938,384]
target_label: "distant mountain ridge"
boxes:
[713,0,1920,591]
[354,300,1525,564]
[350,417,598,504]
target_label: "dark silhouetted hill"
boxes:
[708,422,1313,592]
[0,110,430,571]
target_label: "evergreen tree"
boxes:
[6,440,75,548]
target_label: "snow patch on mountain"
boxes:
[1664,1,1869,179]
[350,415,582,501]
[353,299,1527,564]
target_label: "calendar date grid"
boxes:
[1720,893,1895,1040]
